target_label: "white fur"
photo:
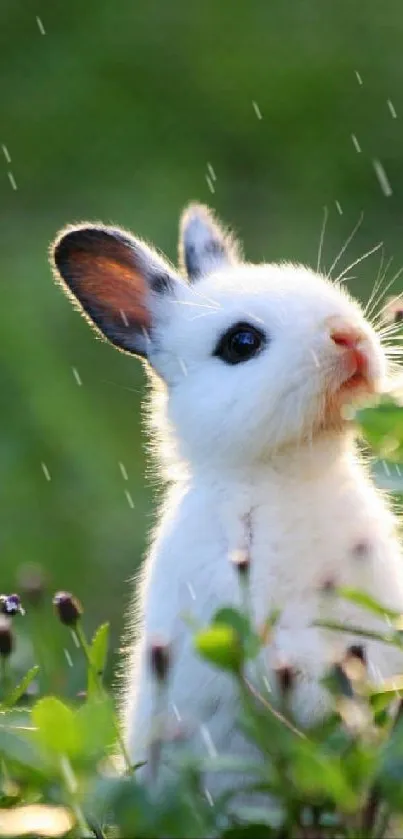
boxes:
[51,208,403,800]
[122,260,403,792]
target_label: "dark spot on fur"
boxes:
[319,576,337,593]
[346,644,366,664]
[352,541,371,559]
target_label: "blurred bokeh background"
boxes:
[1,0,403,689]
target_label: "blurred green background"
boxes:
[1,0,403,686]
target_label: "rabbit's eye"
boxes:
[214,322,266,365]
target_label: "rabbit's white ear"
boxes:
[179,203,241,282]
[51,224,180,357]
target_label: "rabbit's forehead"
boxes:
[173,263,359,334]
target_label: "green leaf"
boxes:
[0,725,49,780]
[292,742,357,810]
[194,624,242,672]
[2,665,40,709]
[358,397,403,462]
[370,675,403,712]
[336,586,402,621]
[212,607,261,659]
[313,619,402,647]
[75,696,116,759]
[31,697,80,757]
[88,621,109,697]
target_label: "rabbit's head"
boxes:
[51,204,385,470]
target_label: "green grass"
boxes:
[2,396,403,837]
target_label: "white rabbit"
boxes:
[51,203,403,798]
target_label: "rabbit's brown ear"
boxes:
[178,203,241,282]
[51,224,180,357]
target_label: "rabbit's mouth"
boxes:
[320,349,380,431]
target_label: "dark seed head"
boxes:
[230,548,251,578]
[53,591,82,627]
[0,616,13,657]
[149,639,171,683]
[274,663,296,696]
[0,594,25,617]
[346,644,367,665]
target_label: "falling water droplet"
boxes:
[125,490,135,509]
[2,144,11,163]
[72,367,82,386]
[207,162,216,181]
[36,16,46,34]
[351,134,361,153]
[205,174,215,194]
[41,463,51,481]
[373,158,393,197]
[252,101,262,119]
[387,99,397,119]
[119,462,128,481]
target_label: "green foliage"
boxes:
[2,0,403,680]
[3,387,403,839]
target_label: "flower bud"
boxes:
[0,594,25,616]
[149,639,171,683]
[346,644,366,665]
[53,592,82,627]
[274,663,296,696]
[0,616,13,657]
[230,548,250,578]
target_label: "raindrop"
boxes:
[207,162,216,181]
[177,356,188,377]
[187,581,196,601]
[72,366,82,386]
[351,134,361,153]
[64,648,73,667]
[335,200,343,215]
[7,171,17,190]
[1,144,11,163]
[387,99,397,119]
[204,787,214,807]
[125,490,135,509]
[252,100,263,119]
[373,158,393,197]
[205,174,215,194]
[41,462,51,481]
[119,461,128,481]
[309,349,320,368]
[36,16,46,34]
[200,724,217,758]
[355,70,363,85]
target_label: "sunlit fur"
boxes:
[122,252,403,801]
[51,205,403,801]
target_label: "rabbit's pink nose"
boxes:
[330,325,364,349]
[328,319,370,385]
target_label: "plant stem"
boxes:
[0,657,10,699]
[59,755,93,838]
[73,622,132,774]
